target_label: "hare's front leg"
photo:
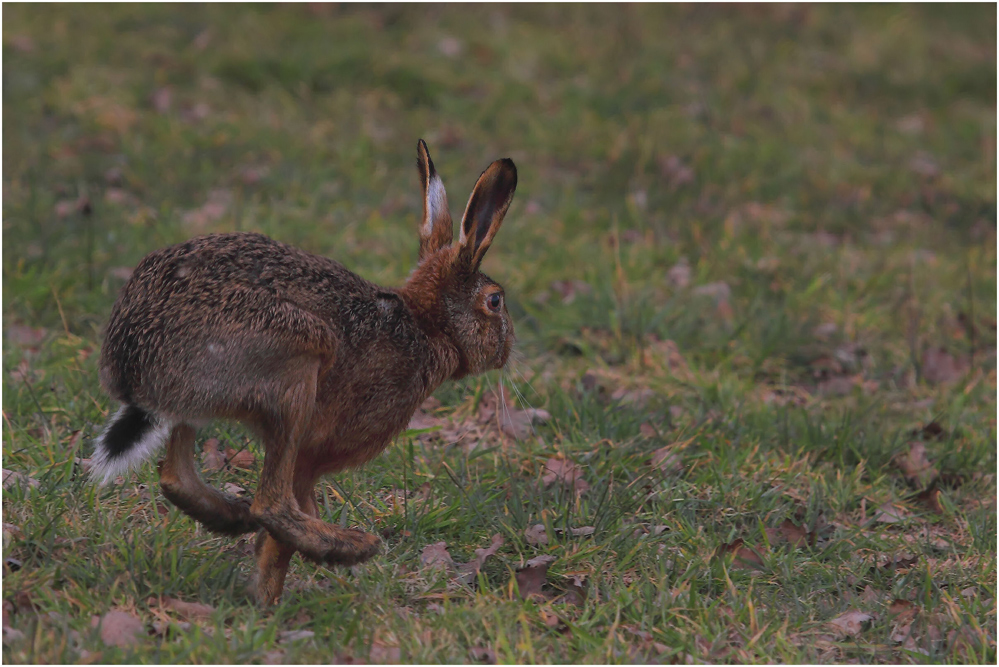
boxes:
[248,362,380,577]
[159,423,258,535]
[250,475,321,606]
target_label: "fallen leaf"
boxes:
[639,422,659,439]
[692,281,731,302]
[659,155,694,189]
[469,645,496,663]
[524,524,548,546]
[650,446,682,474]
[2,470,39,491]
[369,640,401,663]
[541,458,590,493]
[921,347,966,385]
[224,447,255,470]
[874,502,910,524]
[8,34,35,53]
[161,597,214,620]
[406,410,446,431]
[516,555,556,600]
[279,629,314,643]
[717,538,766,570]
[420,542,454,571]
[778,519,812,547]
[888,599,919,626]
[263,650,285,664]
[222,483,246,496]
[667,260,691,289]
[151,87,172,113]
[909,151,939,178]
[827,610,874,637]
[817,375,856,397]
[99,610,145,647]
[561,574,587,606]
[915,421,945,440]
[914,486,944,514]
[894,442,939,487]
[499,407,550,440]
[456,533,504,585]
[611,387,655,407]
[947,625,983,660]
[201,439,225,472]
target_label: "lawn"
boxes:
[2,4,996,663]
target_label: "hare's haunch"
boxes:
[92,140,517,605]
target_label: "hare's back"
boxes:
[99,233,361,409]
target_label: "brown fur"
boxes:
[96,140,517,605]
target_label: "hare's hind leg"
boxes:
[159,423,258,535]
[248,361,380,570]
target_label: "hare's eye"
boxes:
[486,293,503,312]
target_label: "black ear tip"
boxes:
[500,158,517,187]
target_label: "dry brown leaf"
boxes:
[874,502,910,524]
[817,375,856,397]
[6,325,48,347]
[406,410,447,431]
[921,346,966,385]
[499,407,550,440]
[717,538,766,570]
[947,625,984,660]
[469,645,496,663]
[914,486,944,514]
[224,447,255,470]
[369,640,401,663]
[222,483,246,496]
[541,458,590,493]
[161,597,214,620]
[776,519,813,547]
[279,629,315,643]
[639,422,659,439]
[827,610,874,637]
[457,533,504,585]
[2,469,39,492]
[895,441,939,487]
[99,610,145,647]
[516,555,556,600]
[888,599,919,625]
[151,87,172,113]
[667,260,691,289]
[420,542,454,571]
[693,281,731,302]
[200,438,226,472]
[650,446,682,474]
[524,523,548,546]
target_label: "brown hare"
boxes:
[92,140,517,605]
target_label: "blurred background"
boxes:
[2,5,996,662]
[4,4,995,368]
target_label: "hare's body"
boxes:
[92,141,517,604]
[100,232,450,475]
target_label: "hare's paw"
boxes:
[322,527,381,566]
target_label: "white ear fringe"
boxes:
[89,406,174,486]
[422,174,448,238]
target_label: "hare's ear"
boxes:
[458,157,517,270]
[417,139,453,261]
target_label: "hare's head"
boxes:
[403,140,517,379]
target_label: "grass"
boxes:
[2,4,996,663]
